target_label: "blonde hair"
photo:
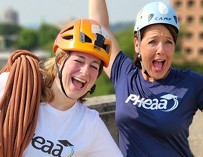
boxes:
[40,49,68,102]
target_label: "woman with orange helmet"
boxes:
[0,18,123,157]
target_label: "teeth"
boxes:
[155,59,164,62]
[73,77,86,83]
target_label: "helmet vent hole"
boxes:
[61,26,74,34]
[80,32,92,43]
[63,35,73,40]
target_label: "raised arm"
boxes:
[88,0,109,28]
[88,0,121,77]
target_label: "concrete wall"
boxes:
[86,95,203,157]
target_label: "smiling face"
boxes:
[57,51,101,100]
[135,24,176,81]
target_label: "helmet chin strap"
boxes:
[144,69,151,77]
[55,57,74,100]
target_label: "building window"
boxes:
[178,16,181,23]
[185,48,192,55]
[199,32,203,40]
[174,0,182,8]
[187,0,195,8]
[186,16,194,24]
[185,32,193,40]
[200,16,203,24]
[199,48,203,55]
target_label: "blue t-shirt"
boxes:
[111,51,203,157]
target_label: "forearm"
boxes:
[88,0,109,28]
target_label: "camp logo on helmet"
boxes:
[154,16,172,22]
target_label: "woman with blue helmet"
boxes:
[89,1,203,157]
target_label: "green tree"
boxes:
[0,24,21,35]
[38,23,59,52]
[114,26,135,60]
[15,28,38,50]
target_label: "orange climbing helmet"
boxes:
[53,18,112,67]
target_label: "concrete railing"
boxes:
[86,95,203,157]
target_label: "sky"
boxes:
[0,0,170,27]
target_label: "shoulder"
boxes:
[0,72,9,84]
[78,102,100,121]
[172,68,203,80]
[0,72,10,100]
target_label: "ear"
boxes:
[134,38,139,53]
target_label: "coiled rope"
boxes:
[0,50,42,157]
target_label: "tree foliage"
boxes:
[0,24,21,35]
[15,28,38,50]
[38,23,59,51]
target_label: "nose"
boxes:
[156,42,165,55]
[80,64,90,76]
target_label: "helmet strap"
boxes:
[89,84,96,94]
[137,31,143,64]
[55,57,74,99]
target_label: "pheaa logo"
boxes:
[32,134,74,157]
[125,94,178,112]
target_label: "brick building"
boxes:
[171,0,203,62]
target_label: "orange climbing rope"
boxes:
[0,50,42,157]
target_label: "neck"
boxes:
[141,68,171,82]
[49,79,76,111]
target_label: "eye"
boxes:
[90,64,99,70]
[74,59,83,64]
[165,39,174,45]
[148,39,157,45]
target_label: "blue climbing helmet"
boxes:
[134,1,179,34]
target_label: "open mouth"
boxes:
[152,60,165,71]
[72,77,87,88]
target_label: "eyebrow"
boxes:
[76,54,100,65]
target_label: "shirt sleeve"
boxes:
[0,72,9,101]
[110,51,136,87]
[188,71,203,111]
[89,114,123,157]
[198,88,203,111]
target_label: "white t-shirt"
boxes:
[0,72,9,101]
[23,102,122,157]
[0,72,123,157]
